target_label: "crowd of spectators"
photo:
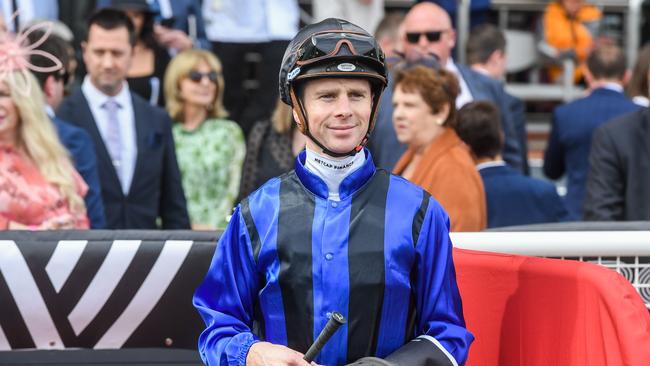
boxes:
[1,0,650,231]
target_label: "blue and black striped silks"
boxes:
[193,149,474,366]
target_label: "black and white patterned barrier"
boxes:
[0,230,219,351]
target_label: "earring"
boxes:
[435,118,444,126]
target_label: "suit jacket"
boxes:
[57,88,190,229]
[584,108,650,221]
[457,64,524,172]
[544,87,639,220]
[393,128,486,232]
[52,117,106,229]
[506,92,529,175]
[480,164,569,228]
[369,71,406,170]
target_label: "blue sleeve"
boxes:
[193,206,260,366]
[74,130,106,229]
[413,199,474,365]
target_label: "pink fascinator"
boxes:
[0,12,63,95]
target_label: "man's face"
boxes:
[402,4,455,65]
[296,78,372,156]
[82,24,132,96]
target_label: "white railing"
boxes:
[451,231,650,308]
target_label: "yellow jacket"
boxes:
[543,1,602,82]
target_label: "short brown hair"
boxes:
[586,44,627,80]
[393,65,460,126]
[455,101,502,159]
[466,24,506,66]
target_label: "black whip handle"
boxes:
[303,312,346,363]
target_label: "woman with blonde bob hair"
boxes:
[0,70,89,229]
[164,49,245,230]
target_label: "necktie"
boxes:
[102,99,123,184]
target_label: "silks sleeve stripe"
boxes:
[240,199,262,264]
[411,191,431,248]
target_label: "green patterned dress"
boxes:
[173,119,245,229]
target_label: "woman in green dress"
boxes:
[164,50,245,230]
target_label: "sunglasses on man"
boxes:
[405,30,449,44]
[188,70,219,83]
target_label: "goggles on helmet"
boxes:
[295,30,384,68]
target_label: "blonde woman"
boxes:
[0,70,89,229]
[164,49,245,230]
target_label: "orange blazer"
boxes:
[393,128,486,232]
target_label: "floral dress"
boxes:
[173,119,245,229]
[0,145,89,230]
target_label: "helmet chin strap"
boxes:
[289,89,375,158]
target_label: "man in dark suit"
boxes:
[58,8,190,229]
[584,107,650,221]
[28,30,106,229]
[466,23,530,175]
[371,2,523,171]
[456,102,569,228]
[544,44,639,220]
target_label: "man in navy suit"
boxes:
[544,44,639,220]
[456,102,569,228]
[58,8,190,229]
[28,30,106,229]
[371,2,524,171]
[466,23,530,175]
[584,107,650,221]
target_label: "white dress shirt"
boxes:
[445,59,474,109]
[202,0,299,42]
[599,82,624,93]
[82,76,137,195]
[476,160,507,172]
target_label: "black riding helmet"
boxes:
[279,18,388,158]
